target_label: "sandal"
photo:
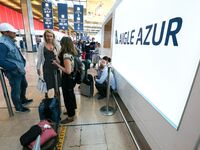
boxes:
[60,117,74,124]
[63,111,68,115]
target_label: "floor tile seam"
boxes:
[60,121,134,127]
[0,106,66,109]
[79,143,108,148]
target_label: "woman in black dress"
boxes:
[36,29,61,98]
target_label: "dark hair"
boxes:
[60,36,77,56]
[108,57,111,63]
[102,56,111,63]
[102,56,109,61]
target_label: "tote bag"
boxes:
[37,77,47,93]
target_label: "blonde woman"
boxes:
[52,36,77,124]
[36,29,61,98]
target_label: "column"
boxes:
[20,0,35,52]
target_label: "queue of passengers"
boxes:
[0,22,116,124]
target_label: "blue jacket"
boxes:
[0,35,26,75]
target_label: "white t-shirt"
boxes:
[63,53,74,72]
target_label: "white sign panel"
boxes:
[112,0,200,128]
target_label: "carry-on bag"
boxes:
[38,70,61,124]
[28,120,57,150]
[22,120,58,150]
[80,74,94,97]
[38,97,60,124]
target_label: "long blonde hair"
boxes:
[43,29,56,46]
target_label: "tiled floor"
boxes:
[0,52,137,150]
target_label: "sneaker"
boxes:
[60,117,74,124]
[16,106,30,113]
[22,99,33,106]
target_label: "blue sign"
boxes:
[42,2,54,29]
[81,32,88,41]
[58,3,68,30]
[74,5,83,31]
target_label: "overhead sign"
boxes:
[74,5,83,31]
[42,1,54,29]
[58,3,68,30]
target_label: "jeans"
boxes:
[95,81,114,97]
[5,72,28,109]
[95,82,107,97]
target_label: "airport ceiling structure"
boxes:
[0,0,116,35]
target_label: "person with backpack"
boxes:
[52,36,78,124]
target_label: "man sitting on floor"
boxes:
[95,59,116,99]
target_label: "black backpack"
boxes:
[38,97,61,124]
[73,56,85,84]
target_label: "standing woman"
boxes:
[92,42,101,68]
[36,29,61,98]
[52,37,77,124]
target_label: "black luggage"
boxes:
[38,97,60,124]
[80,74,94,97]
[38,70,61,124]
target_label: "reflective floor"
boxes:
[0,52,137,150]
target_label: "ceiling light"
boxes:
[31,1,41,5]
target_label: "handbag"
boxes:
[28,120,57,149]
[20,125,42,146]
[37,77,47,93]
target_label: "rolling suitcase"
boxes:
[38,97,60,124]
[80,74,94,97]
